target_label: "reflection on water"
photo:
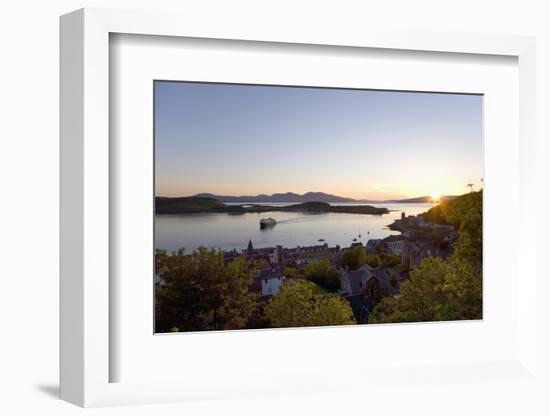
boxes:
[155,203,435,253]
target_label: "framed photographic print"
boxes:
[153,80,483,333]
[60,7,539,409]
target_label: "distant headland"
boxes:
[155,197,390,215]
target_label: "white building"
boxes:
[259,268,286,297]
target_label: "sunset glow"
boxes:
[155,82,483,200]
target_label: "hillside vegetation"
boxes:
[370,191,483,323]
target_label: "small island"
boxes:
[155,196,389,215]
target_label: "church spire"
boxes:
[247,239,254,253]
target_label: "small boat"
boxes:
[318,238,325,242]
[353,238,357,242]
[260,217,276,229]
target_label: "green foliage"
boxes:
[340,245,367,270]
[155,248,261,332]
[379,252,401,267]
[303,259,341,292]
[365,253,381,267]
[447,192,483,274]
[370,257,451,323]
[310,282,330,295]
[425,190,482,243]
[386,268,401,289]
[370,191,483,324]
[366,252,401,268]
[282,266,300,279]
[265,280,355,328]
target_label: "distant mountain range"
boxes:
[192,192,458,204]
[194,191,355,203]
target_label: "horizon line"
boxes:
[154,190,473,202]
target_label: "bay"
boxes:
[155,203,435,253]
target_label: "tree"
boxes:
[303,259,341,292]
[443,255,482,320]
[340,245,367,270]
[369,257,451,323]
[378,252,401,268]
[365,252,401,268]
[370,191,483,324]
[365,253,381,267]
[155,248,260,332]
[282,266,301,279]
[436,190,482,319]
[265,281,355,328]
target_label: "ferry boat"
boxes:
[260,217,276,229]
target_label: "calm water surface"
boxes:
[155,203,435,253]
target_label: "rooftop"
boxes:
[345,264,393,293]
[259,268,284,281]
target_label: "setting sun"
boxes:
[431,193,441,202]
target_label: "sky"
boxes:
[155,81,483,200]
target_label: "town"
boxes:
[155,210,458,325]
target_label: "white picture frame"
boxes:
[60,7,538,408]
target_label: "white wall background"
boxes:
[0,1,548,415]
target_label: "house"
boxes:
[340,264,395,323]
[401,240,451,269]
[258,268,286,297]
[366,239,382,253]
[340,265,368,297]
[244,244,281,266]
[340,264,395,300]
[363,267,395,303]
[268,246,279,265]
[384,238,405,255]
[401,241,422,268]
